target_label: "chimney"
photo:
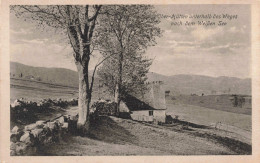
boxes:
[144,81,166,110]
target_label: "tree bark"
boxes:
[68,21,93,135]
[115,51,123,115]
[76,58,91,135]
[114,82,120,113]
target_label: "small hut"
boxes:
[120,81,167,123]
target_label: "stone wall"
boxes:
[11,98,78,125]
[10,98,79,156]
[11,98,78,111]
[10,114,78,156]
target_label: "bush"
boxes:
[231,95,245,108]
[91,100,117,116]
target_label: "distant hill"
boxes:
[10,62,251,95]
[10,62,79,87]
[147,72,251,95]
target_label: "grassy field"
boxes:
[10,78,252,155]
[165,102,251,145]
[166,103,251,131]
[10,78,112,102]
[10,78,78,102]
[168,95,252,115]
[11,78,251,135]
[38,116,251,155]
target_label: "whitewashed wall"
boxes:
[130,110,166,123]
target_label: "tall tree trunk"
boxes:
[114,82,120,114]
[65,5,101,136]
[76,58,91,135]
[115,51,123,115]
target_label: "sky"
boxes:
[10,5,251,78]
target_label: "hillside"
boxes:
[147,72,251,95]
[38,116,250,155]
[10,62,79,87]
[10,62,251,95]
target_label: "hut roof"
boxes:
[122,94,166,111]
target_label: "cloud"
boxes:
[10,5,251,78]
[191,26,223,41]
[10,41,75,70]
[229,26,246,34]
[20,39,48,44]
[205,45,234,54]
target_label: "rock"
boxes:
[10,142,16,150]
[11,133,19,143]
[11,131,24,143]
[26,100,32,104]
[31,128,43,138]
[20,132,31,143]
[15,142,27,155]
[46,122,56,131]
[62,122,68,129]
[36,120,45,127]
[24,123,38,131]
[70,115,78,121]
[90,107,96,114]
[11,126,19,133]
[37,102,43,107]
[11,99,21,108]
[58,116,65,124]
[43,123,49,129]
[64,114,69,118]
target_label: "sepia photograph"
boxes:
[1,1,260,161]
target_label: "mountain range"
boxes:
[10,62,251,95]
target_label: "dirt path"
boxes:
[38,116,250,156]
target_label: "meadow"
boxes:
[10,77,252,155]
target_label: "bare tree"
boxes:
[11,5,102,134]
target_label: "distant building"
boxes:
[25,75,35,80]
[165,90,170,97]
[120,81,166,123]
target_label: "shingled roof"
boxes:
[122,94,165,111]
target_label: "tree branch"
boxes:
[88,6,102,40]
[67,27,81,62]
[20,6,64,26]
[89,51,119,94]
[88,5,102,22]
[83,5,89,39]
